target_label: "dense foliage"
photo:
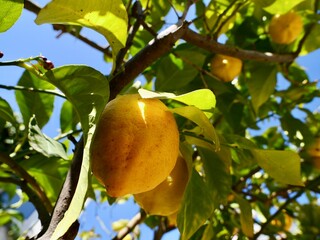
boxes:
[0,0,320,239]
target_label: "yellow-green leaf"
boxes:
[235,194,254,238]
[35,0,128,66]
[263,0,305,14]
[138,89,216,118]
[0,0,23,32]
[171,106,220,151]
[252,149,304,186]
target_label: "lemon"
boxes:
[134,155,189,216]
[306,138,320,169]
[90,94,179,197]
[269,11,303,44]
[210,54,242,82]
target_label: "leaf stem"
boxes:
[253,176,320,239]
[0,84,66,98]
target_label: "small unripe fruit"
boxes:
[268,12,303,44]
[210,54,242,82]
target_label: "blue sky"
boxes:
[0,1,319,239]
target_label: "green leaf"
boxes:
[247,64,277,114]
[173,90,216,119]
[28,116,69,160]
[138,89,216,118]
[0,209,23,225]
[0,0,23,32]
[35,0,128,66]
[15,71,55,128]
[155,54,199,91]
[199,147,232,205]
[42,65,109,239]
[20,154,70,204]
[263,0,305,14]
[223,134,257,149]
[177,169,214,240]
[280,113,314,145]
[301,24,320,55]
[235,194,254,238]
[171,106,220,151]
[44,65,109,132]
[0,97,16,124]
[252,149,304,186]
[60,100,79,133]
[253,0,276,8]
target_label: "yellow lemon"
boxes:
[167,211,178,227]
[134,155,189,216]
[269,11,303,44]
[210,54,243,82]
[90,94,179,197]
[306,138,320,169]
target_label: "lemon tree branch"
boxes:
[182,28,296,63]
[0,176,50,228]
[109,21,190,100]
[112,210,147,240]
[0,152,53,214]
[36,138,84,240]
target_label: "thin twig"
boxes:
[210,0,238,36]
[179,0,194,22]
[213,1,247,39]
[253,176,320,239]
[0,84,66,98]
[24,0,111,57]
[114,1,144,74]
[109,21,189,100]
[112,210,147,240]
[0,152,53,214]
[0,176,50,227]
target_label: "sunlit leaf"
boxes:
[138,89,216,118]
[0,0,23,32]
[177,169,214,240]
[171,106,220,150]
[35,0,128,66]
[15,71,55,128]
[252,149,304,186]
[28,116,69,160]
[263,0,305,14]
[173,90,216,119]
